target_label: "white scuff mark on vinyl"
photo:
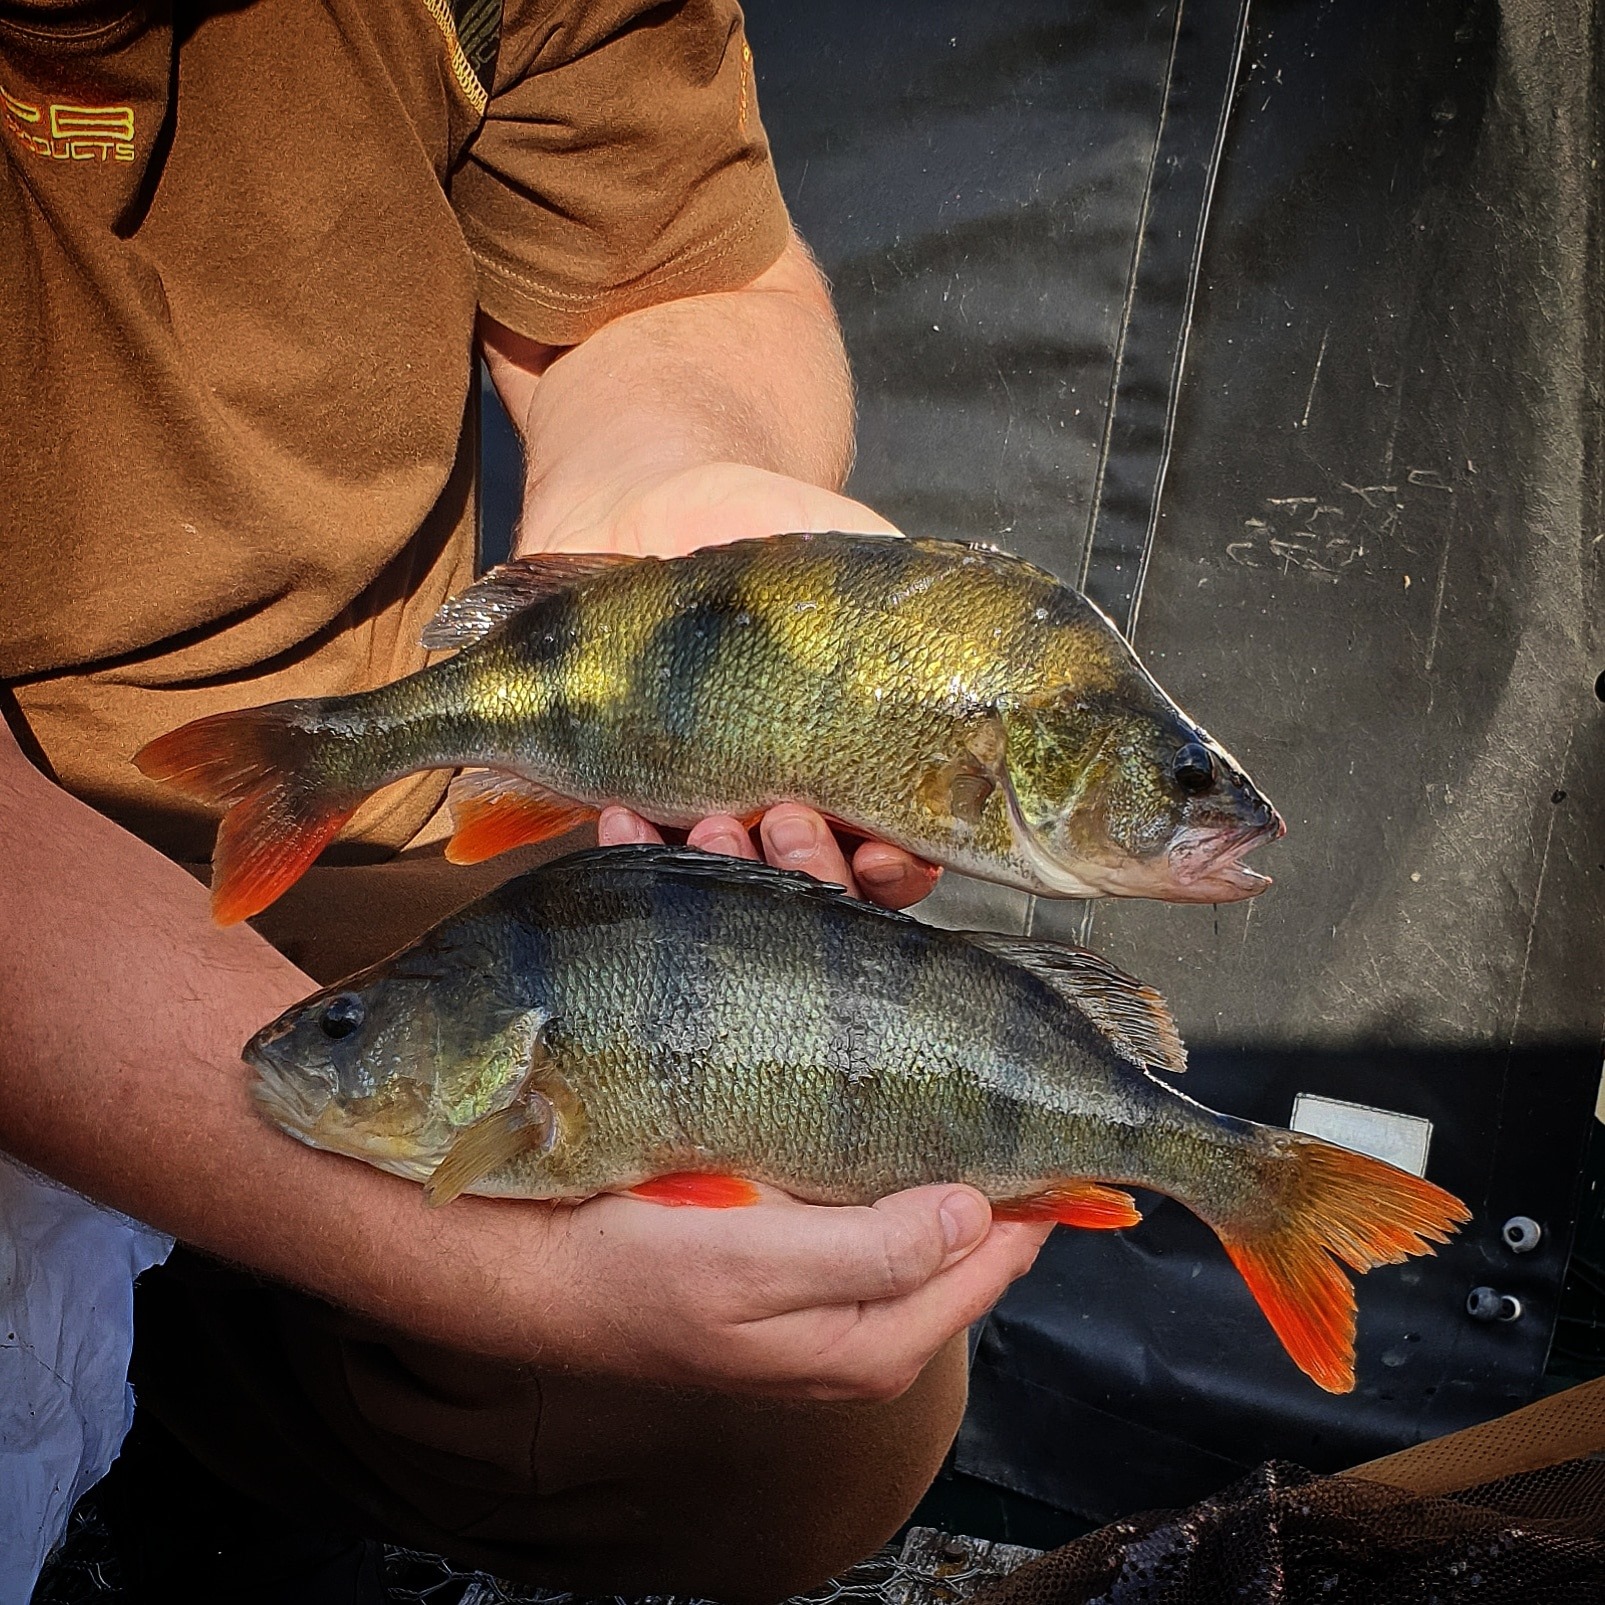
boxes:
[1290,1093,1433,1177]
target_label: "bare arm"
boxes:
[481,232,937,905]
[0,233,1047,1400]
[484,230,869,548]
[0,715,1046,1400]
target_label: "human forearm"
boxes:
[483,231,880,556]
[0,725,507,1340]
[0,727,1043,1394]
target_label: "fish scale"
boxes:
[246,846,1469,1393]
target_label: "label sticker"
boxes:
[1290,1093,1433,1177]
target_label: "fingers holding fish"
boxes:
[848,838,942,911]
[760,804,859,895]
[686,814,763,863]
[597,804,669,848]
[756,803,939,908]
[667,1183,996,1316]
[600,806,761,860]
[598,800,938,909]
[599,802,854,889]
[526,1181,1046,1401]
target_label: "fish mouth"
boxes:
[247,1050,442,1182]
[249,1051,335,1144]
[1163,814,1286,902]
[1007,783,1286,903]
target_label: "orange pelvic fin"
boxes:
[444,769,596,864]
[134,706,358,925]
[628,1173,763,1208]
[1215,1137,1471,1394]
[992,1180,1142,1229]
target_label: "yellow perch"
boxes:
[136,532,1283,924]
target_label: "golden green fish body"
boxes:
[136,533,1282,922]
[246,846,1185,1201]
[454,535,1128,882]
[352,534,1276,893]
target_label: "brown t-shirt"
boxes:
[0,0,790,861]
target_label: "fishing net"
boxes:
[967,1378,1605,1605]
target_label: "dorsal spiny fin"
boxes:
[421,552,639,650]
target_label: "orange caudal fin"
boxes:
[134,704,361,925]
[444,770,596,864]
[992,1181,1142,1229]
[627,1173,763,1208]
[1212,1135,1471,1394]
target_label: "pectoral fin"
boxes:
[425,1096,556,1206]
[424,1026,580,1206]
[962,932,1187,1074]
[916,717,1007,828]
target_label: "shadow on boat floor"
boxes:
[31,1491,1045,1605]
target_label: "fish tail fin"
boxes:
[1208,1134,1470,1394]
[134,703,362,924]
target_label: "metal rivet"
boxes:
[1502,1216,1542,1254]
[1467,1286,1523,1323]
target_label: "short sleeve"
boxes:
[452,0,793,344]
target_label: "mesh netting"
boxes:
[378,1541,907,1605]
[967,1457,1605,1605]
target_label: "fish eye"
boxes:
[319,993,366,1039]
[1173,742,1215,794]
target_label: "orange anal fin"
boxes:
[445,770,596,864]
[992,1181,1142,1229]
[627,1173,762,1208]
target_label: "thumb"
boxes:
[868,1184,994,1279]
[713,1184,998,1316]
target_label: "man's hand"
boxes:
[445,1182,1050,1401]
[599,803,940,912]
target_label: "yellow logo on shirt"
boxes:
[1,83,135,162]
